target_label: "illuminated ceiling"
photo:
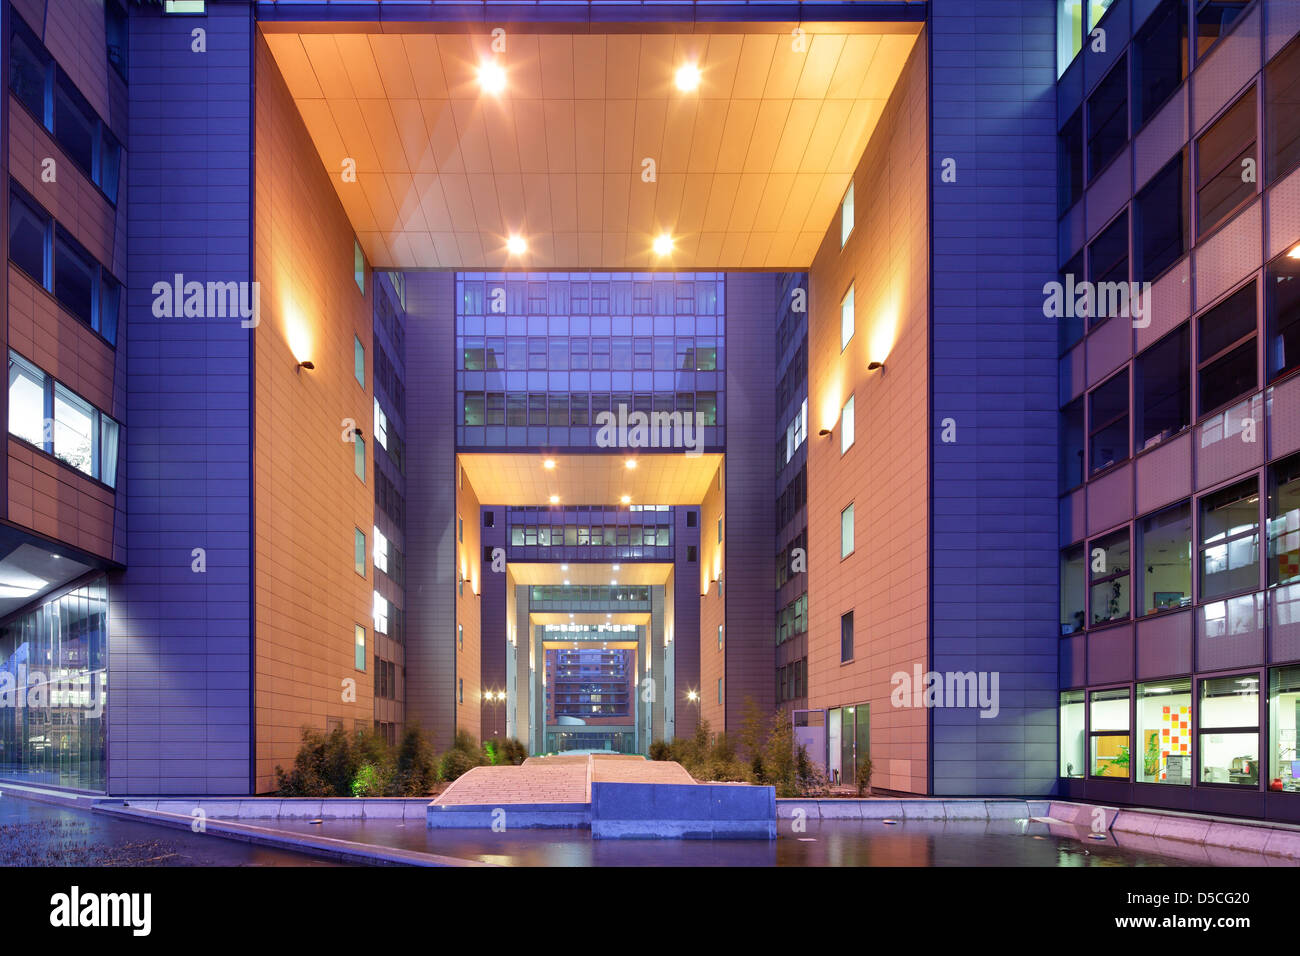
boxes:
[260,23,921,269]
[0,543,93,618]
[510,562,673,586]
[457,451,721,505]
[532,613,650,626]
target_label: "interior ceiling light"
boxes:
[549,494,560,505]
[625,458,637,469]
[1289,242,1300,259]
[674,63,701,92]
[653,233,674,257]
[478,60,506,95]
[543,459,556,470]
[506,234,526,255]
[620,494,631,505]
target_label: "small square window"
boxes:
[687,510,697,528]
[687,545,697,562]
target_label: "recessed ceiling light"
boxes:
[625,458,637,469]
[620,494,631,505]
[674,63,701,92]
[549,494,559,505]
[612,565,620,571]
[611,579,618,586]
[506,234,526,255]
[563,579,570,586]
[561,564,568,571]
[653,233,674,257]
[478,60,506,95]
[543,459,556,470]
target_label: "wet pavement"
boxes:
[0,797,337,867]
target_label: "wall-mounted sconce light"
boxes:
[817,428,832,437]
[867,361,885,371]
[296,360,315,372]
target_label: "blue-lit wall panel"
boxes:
[928,0,1061,796]
[111,3,254,795]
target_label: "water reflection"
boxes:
[264,816,1221,867]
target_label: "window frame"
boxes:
[1197,671,1261,789]
[840,394,855,455]
[840,180,855,247]
[840,284,854,352]
[1198,476,1261,602]
[1195,278,1258,419]
[1087,368,1130,476]
[1089,685,1133,780]
[7,350,120,489]
[1194,85,1258,240]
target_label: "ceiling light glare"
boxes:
[478,60,506,95]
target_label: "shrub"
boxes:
[351,762,386,797]
[437,729,487,782]
[276,725,444,797]
[761,709,801,796]
[393,725,438,796]
[648,739,673,761]
[855,755,873,797]
[438,748,481,782]
[497,737,528,765]
[797,744,829,797]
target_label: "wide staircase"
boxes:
[428,753,772,839]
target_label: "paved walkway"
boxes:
[433,754,693,807]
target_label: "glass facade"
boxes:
[0,578,108,792]
[1055,3,1300,816]
[506,505,673,562]
[455,273,725,449]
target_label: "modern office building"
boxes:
[0,0,1298,824]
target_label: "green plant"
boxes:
[1143,733,1160,777]
[497,737,528,765]
[393,725,438,795]
[855,755,873,796]
[648,739,673,761]
[437,729,487,782]
[797,744,829,796]
[1095,743,1130,778]
[351,762,384,797]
